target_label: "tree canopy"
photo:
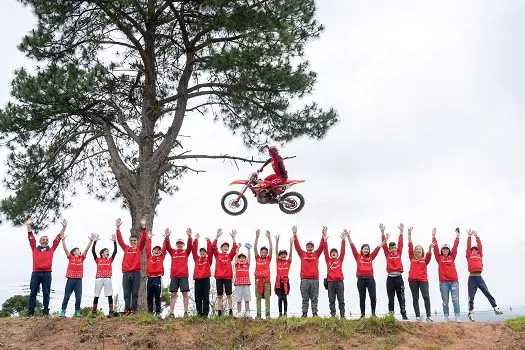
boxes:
[0,294,42,317]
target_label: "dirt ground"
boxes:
[0,317,523,350]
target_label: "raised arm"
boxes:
[466,230,472,258]
[234,243,240,265]
[185,228,193,257]
[266,230,273,260]
[315,226,327,257]
[474,231,482,256]
[288,237,293,263]
[146,232,153,258]
[380,223,389,256]
[254,229,260,258]
[228,230,238,260]
[83,234,95,256]
[450,228,460,259]
[115,218,127,250]
[340,233,346,261]
[408,227,414,260]
[425,244,433,265]
[206,239,213,264]
[137,217,147,251]
[92,239,98,260]
[26,218,36,249]
[212,228,223,257]
[61,234,70,256]
[274,234,280,261]
[163,228,173,254]
[292,226,304,255]
[397,223,404,255]
[350,242,359,260]
[432,228,439,260]
[374,233,389,260]
[110,235,118,260]
[247,244,251,263]
[259,158,271,172]
[191,236,199,261]
[323,236,330,264]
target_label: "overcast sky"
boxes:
[1,0,524,319]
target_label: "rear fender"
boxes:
[229,180,248,185]
[284,180,305,187]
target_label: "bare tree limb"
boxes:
[167,153,296,164]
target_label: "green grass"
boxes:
[506,316,525,332]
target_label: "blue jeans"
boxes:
[439,282,460,317]
[61,278,82,311]
[29,271,52,315]
[468,276,497,311]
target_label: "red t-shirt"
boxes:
[96,257,114,278]
[235,263,251,285]
[116,228,147,272]
[254,255,271,281]
[350,243,381,277]
[212,239,237,279]
[275,259,291,286]
[66,255,86,279]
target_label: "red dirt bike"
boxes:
[221,171,306,216]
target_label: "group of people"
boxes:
[25,218,502,322]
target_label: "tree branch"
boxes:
[167,153,296,164]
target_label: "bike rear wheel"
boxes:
[221,191,248,216]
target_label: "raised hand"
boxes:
[147,232,153,240]
[195,233,200,240]
[467,229,473,237]
[186,228,192,237]
[379,223,385,232]
[237,243,241,248]
[432,228,436,238]
[290,237,293,244]
[205,237,210,241]
[255,229,260,238]
[385,233,390,241]
[26,217,34,227]
[473,230,478,238]
[216,228,223,238]
[274,234,280,241]
[408,227,413,236]
[340,231,346,239]
[455,228,460,237]
[265,230,271,238]
[398,223,404,231]
[110,234,116,242]
[292,226,298,237]
[163,228,171,238]
[116,218,122,227]
[60,231,67,240]
[230,229,237,238]
[429,243,434,251]
[342,229,350,238]
[140,216,147,228]
[61,219,68,228]
[90,233,99,241]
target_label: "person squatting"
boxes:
[24,218,503,322]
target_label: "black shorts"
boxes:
[215,279,233,296]
[170,277,190,293]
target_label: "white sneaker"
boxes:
[494,307,503,315]
[235,312,243,318]
[455,316,462,323]
[444,316,450,322]
[426,317,434,322]
[468,311,475,322]
[416,317,422,322]
[243,311,251,318]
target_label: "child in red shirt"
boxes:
[192,234,213,318]
[234,244,252,317]
[254,229,273,319]
[323,230,347,318]
[146,230,167,318]
[91,234,117,317]
[407,227,433,322]
[274,234,292,317]
[212,228,238,316]
[59,232,95,318]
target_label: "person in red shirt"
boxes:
[432,227,461,322]
[293,225,325,317]
[59,232,95,318]
[380,223,408,320]
[258,145,288,201]
[212,228,238,316]
[407,227,433,322]
[165,228,193,318]
[274,234,292,317]
[466,229,503,322]
[116,217,147,314]
[146,230,167,318]
[323,230,347,318]
[26,218,65,317]
[234,244,252,317]
[347,229,386,318]
[91,233,117,318]
[254,229,273,319]
[192,234,213,318]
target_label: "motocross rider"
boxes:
[258,146,288,200]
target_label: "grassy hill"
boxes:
[0,314,524,349]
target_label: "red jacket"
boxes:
[433,237,459,282]
[146,239,167,277]
[192,239,213,279]
[408,242,432,282]
[165,237,193,278]
[28,232,61,272]
[466,236,483,273]
[116,228,147,272]
[66,255,86,279]
[382,233,404,273]
[351,243,380,277]
[293,237,324,279]
[212,239,237,279]
[323,239,345,281]
[255,255,271,281]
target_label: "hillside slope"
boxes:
[0,315,523,350]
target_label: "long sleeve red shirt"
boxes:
[254,255,272,281]
[165,237,193,278]
[407,242,432,282]
[351,243,380,277]
[146,239,167,277]
[433,237,459,282]
[116,228,147,272]
[192,239,213,279]
[293,237,324,279]
[466,236,483,273]
[323,239,346,281]
[212,239,237,279]
[28,232,61,272]
[382,233,404,273]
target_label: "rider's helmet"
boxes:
[267,145,279,157]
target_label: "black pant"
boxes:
[146,277,162,313]
[386,275,406,315]
[275,284,289,315]
[357,277,376,316]
[122,271,141,311]
[327,280,345,317]
[195,278,210,317]
[409,280,431,318]
[61,278,82,311]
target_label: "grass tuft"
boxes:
[506,316,525,332]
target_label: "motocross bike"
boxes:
[221,171,305,216]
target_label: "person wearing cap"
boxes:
[407,227,433,322]
[191,233,213,318]
[165,227,193,318]
[91,233,118,318]
[116,217,148,315]
[347,230,387,319]
[323,229,348,318]
[432,227,461,322]
[274,234,293,317]
[234,243,252,317]
[59,231,95,318]
[380,223,408,320]
[145,230,167,318]
[466,229,503,322]
[293,225,326,317]
[212,228,238,316]
[254,229,274,319]
[26,218,66,318]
